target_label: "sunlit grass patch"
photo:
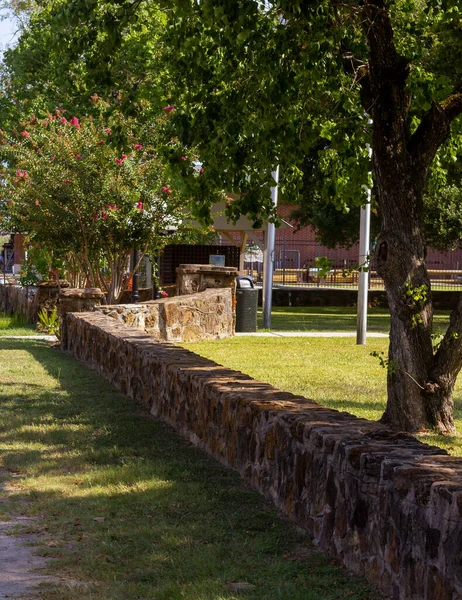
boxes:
[0,312,36,336]
[257,306,451,335]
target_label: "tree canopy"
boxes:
[2,0,462,434]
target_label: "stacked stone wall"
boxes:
[0,281,71,322]
[63,311,462,600]
[0,284,38,321]
[96,288,233,342]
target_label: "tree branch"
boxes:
[361,1,411,134]
[408,90,462,179]
[432,291,462,381]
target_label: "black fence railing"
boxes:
[242,241,462,291]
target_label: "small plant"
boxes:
[19,262,40,286]
[37,307,60,337]
[403,281,429,327]
[370,350,400,376]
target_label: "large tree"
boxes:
[160,0,462,435]
[4,0,462,434]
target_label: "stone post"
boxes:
[37,280,70,317]
[176,264,238,296]
[59,288,105,348]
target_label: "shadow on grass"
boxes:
[0,338,380,600]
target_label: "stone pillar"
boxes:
[59,288,105,348]
[176,264,238,296]
[37,281,70,316]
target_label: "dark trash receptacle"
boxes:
[235,276,258,333]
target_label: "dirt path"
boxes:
[0,477,57,600]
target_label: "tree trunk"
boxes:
[357,0,462,434]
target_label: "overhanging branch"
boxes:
[408,90,462,175]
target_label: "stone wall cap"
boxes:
[38,280,70,288]
[176,264,238,274]
[59,287,104,299]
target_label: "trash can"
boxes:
[235,276,258,333]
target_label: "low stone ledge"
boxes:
[62,311,462,600]
[96,287,234,342]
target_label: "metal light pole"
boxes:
[262,166,279,329]
[356,140,372,345]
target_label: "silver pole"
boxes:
[262,166,279,329]
[356,142,372,345]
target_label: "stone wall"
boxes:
[0,281,70,322]
[96,288,233,342]
[63,311,462,600]
[0,283,38,321]
[269,287,462,310]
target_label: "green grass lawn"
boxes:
[0,312,37,336]
[182,336,462,456]
[0,338,380,600]
[257,306,451,334]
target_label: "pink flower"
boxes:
[65,180,71,184]
[107,204,117,210]
[51,156,55,161]
[61,117,67,124]
[181,156,187,161]
[61,109,66,114]
[13,180,18,185]
[133,144,143,150]
[36,149,41,153]
[199,168,204,173]
[101,212,108,219]
[136,201,143,211]
[75,154,82,159]
[160,291,168,297]
[70,116,79,126]
[42,120,49,127]
[15,170,22,177]
[20,131,31,138]
[162,105,175,112]
[121,154,127,159]
[93,215,99,220]
[105,128,112,134]
[115,158,123,165]
[161,186,168,192]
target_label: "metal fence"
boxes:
[241,240,462,291]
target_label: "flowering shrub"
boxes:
[0,110,185,303]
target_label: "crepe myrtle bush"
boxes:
[0,107,185,303]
